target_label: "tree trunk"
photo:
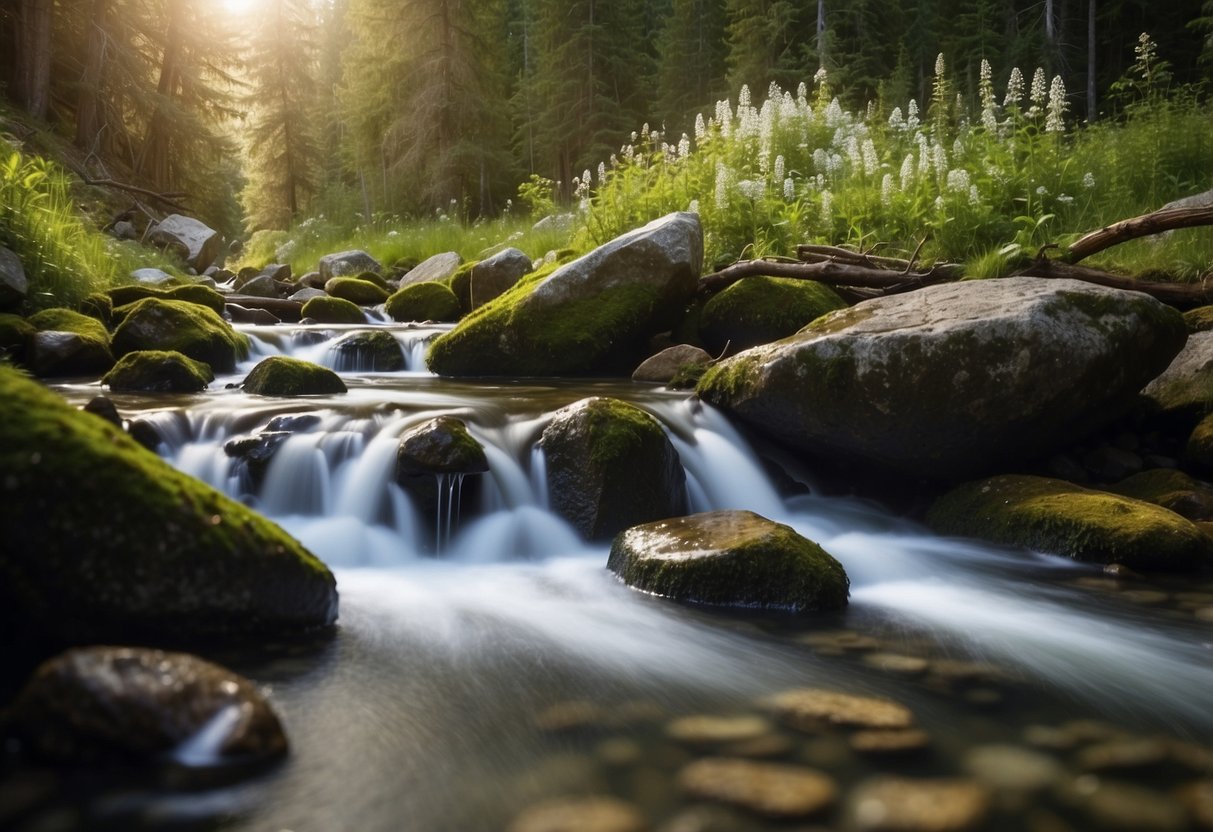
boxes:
[1086,0,1096,121]
[134,0,184,187]
[15,0,53,119]
[75,0,112,151]
[816,0,826,67]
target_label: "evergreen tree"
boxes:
[724,0,812,92]
[655,0,729,132]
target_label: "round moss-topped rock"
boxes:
[108,283,226,317]
[0,366,337,644]
[396,416,488,478]
[332,330,405,371]
[1184,306,1213,334]
[27,307,115,377]
[29,307,110,343]
[540,397,687,539]
[301,295,365,324]
[111,297,248,373]
[1106,468,1213,522]
[700,276,847,355]
[926,474,1213,571]
[385,281,461,323]
[324,277,389,306]
[243,356,347,396]
[608,510,849,611]
[80,292,113,326]
[0,312,34,359]
[102,349,214,393]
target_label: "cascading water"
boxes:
[41,319,1213,832]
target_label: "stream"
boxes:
[28,320,1213,831]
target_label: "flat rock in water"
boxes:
[847,777,990,832]
[507,796,648,832]
[697,277,1186,480]
[763,688,915,730]
[677,757,837,818]
[130,267,174,285]
[961,744,1064,792]
[850,729,932,755]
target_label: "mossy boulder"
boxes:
[80,292,113,327]
[450,248,533,311]
[27,307,115,377]
[112,298,248,373]
[102,350,214,393]
[699,278,1187,481]
[1141,330,1213,418]
[332,330,406,371]
[427,212,703,377]
[352,269,391,291]
[538,397,687,540]
[926,474,1212,571]
[0,366,337,643]
[4,646,288,767]
[608,510,849,612]
[1106,468,1213,522]
[699,276,848,355]
[0,312,34,361]
[394,416,489,522]
[1183,306,1213,334]
[108,284,226,317]
[243,356,347,396]
[385,281,461,323]
[1185,413,1213,478]
[301,295,365,324]
[324,277,389,306]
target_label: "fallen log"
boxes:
[1066,206,1213,264]
[698,258,956,296]
[1016,258,1213,309]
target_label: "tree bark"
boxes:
[75,0,112,150]
[1065,206,1213,263]
[1086,0,1096,122]
[1018,258,1213,308]
[15,0,53,119]
[134,0,184,187]
[698,258,956,296]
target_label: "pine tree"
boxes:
[655,0,728,132]
[724,0,812,93]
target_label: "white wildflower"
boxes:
[935,52,946,78]
[1004,67,1024,108]
[881,173,894,206]
[889,107,905,130]
[862,139,879,176]
[694,113,707,143]
[1045,75,1068,132]
[774,154,786,183]
[1082,171,1096,189]
[1057,193,1074,204]
[946,168,971,193]
[820,188,833,224]
[812,148,829,171]
[783,177,795,200]
[598,162,606,184]
[969,185,981,206]
[714,163,734,210]
[1036,185,1048,196]
[678,133,691,159]
[814,67,828,86]
[797,81,808,103]
[900,153,914,189]
[689,198,700,214]
[906,99,920,130]
[1028,67,1047,117]
[737,179,763,200]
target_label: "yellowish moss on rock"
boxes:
[301,295,365,324]
[111,298,248,373]
[385,282,461,323]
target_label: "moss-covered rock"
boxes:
[427,212,703,377]
[108,284,226,317]
[926,474,1212,571]
[0,366,337,643]
[632,344,713,384]
[352,269,391,291]
[1106,468,1213,522]
[243,356,347,396]
[539,397,687,540]
[385,281,461,323]
[0,312,35,362]
[80,292,113,327]
[301,295,365,324]
[324,277,389,306]
[27,308,115,377]
[394,416,489,524]
[112,298,248,373]
[1185,413,1213,478]
[1141,331,1213,418]
[331,330,406,371]
[699,278,1187,481]
[449,248,532,312]
[699,276,847,355]
[1184,306,1213,334]
[102,350,214,393]
[608,510,849,612]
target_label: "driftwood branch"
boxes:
[60,158,189,213]
[1066,206,1213,264]
[698,257,957,296]
[1017,258,1213,308]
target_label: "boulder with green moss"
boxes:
[1141,331,1213,418]
[699,276,847,355]
[538,397,686,539]
[699,278,1186,480]
[102,350,214,393]
[301,295,365,324]
[926,474,1212,571]
[108,283,226,317]
[243,356,347,396]
[352,269,391,291]
[401,251,462,288]
[324,277,389,306]
[394,416,489,522]
[608,510,849,612]
[0,312,34,359]
[1185,414,1213,478]
[427,212,702,377]
[80,292,113,327]
[332,330,406,371]
[450,248,532,311]
[385,281,461,323]
[1106,468,1213,522]
[1183,306,1213,333]
[112,298,248,373]
[27,307,115,377]
[0,366,337,643]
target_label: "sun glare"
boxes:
[222,0,257,16]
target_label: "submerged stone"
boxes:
[677,757,838,818]
[225,431,292,488]
[102,349,214,393]
[699,276,847,355]
[763,688,915,730]
[243,356,347,396]
[847,777,990,832]
[385,281,461,323]
[332,330,406,372]
[608,510,848,612]
[926,474,1212,571]
[112,298,248,373]
[507,796,647,832]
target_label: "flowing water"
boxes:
[25,321,1213,831]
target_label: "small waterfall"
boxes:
[232,322,449,373]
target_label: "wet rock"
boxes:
[318,249,381,281]
[541,397,686,540]
[677,757,837,818]
[243,356,347,397]
[763,688,915,730]
[1176,779,1213,829]
[1064,778,1187,832]
[796,631,883,652]
[0,312,33,361]
[508,796,648,832]
[149,214,220,272]
[82,395,123,428]
[861,653,929,675]
[102,349,214,393]
[656,805,757,832]
[258,263,292,282]
[324,276,389,306]
[394,416,487,521]
[451,247,533,311]
[632,344,713,384]
[235,274,282,299]
[1143,330,1213,417]
[109,283,227,317]
[962,744,1064,792]
[127,417,163,452]
[608,510,848,612]
[225,431,292,488]
[926,475,1212,571]
[265,413,321,433]
[848,777,990,832]
[428,212,702,376]
[0,245,29,310]
[0,367,338,644]
[289,287,328,303]
[112,298,248,373]
[386,281,461,323]
[3,646,286,767]
[1185,413,1213,478]
[300,295,366,324]
[850,729,932,755]
[226,304,281,325]
[332,330,406,372]
[534,700,611,733]
[1081,446,1144,482]
[401,251,462,287]
[698,277,1186,480]
[699,276,846,356]
[28,330,115,378]
[299,270,327,290]
[666,716,774,746]
[1107,468,1213,521]
[131,267,174,285]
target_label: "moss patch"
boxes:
[1185,413,1213,478]
[1183,306,1213,334]
[324,277,389,306]
[926,474,1212,571]
[301,295,365,324]
[29,308,110,345]
[243,355,347,396]
[699,277,847,354]
[0,365,337,644]
[385,282,461,323]
[108,284,226,317]
[27,308,116,376]
[0,312,34,356]
[102,350,214,393]
[80,292,113,327]
[111,298,248,373]
[1106,468,1213,522]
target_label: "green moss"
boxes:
[111,298,248,373]
[107,284,225,317]
[581,398,665,467]
[668,362,709,390]
[301,295,365,324]
[1106,468,1213,521]
[1185,413,1213,477]
[445,260,479,310]
[0,312,34,352]
[926,474,1212,571]
[243,355,347,397]
[102,350,214,393]
[385,281,461,323]
[29,308,111,344]
[699,277,847,354]
[1183,306,1213,334]
[80,292,113,327]
[0,365,337,643]
[324,277,389,306]
[353,270,390,291]
[396,415,488,476]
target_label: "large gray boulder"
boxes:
[149,214,221,272]
[427,212,703,376]
[698,277,1187,480]
[451,248,533,311]
[1142,331,1213,417]
[401,251,462,287]
[318,249,381,280]
[539,397,687,539]
[0,245,28,310]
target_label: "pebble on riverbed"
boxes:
[762,688,916,731]
[849,729,932,755]
[665,716,774,747]
[507,796,649,832]
[677,757,838,818]
[847,777,990,832]
[961,744,1064,793]
[1060,777,1189,832]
